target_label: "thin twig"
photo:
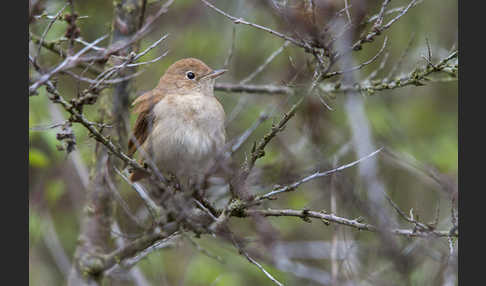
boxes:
[258,148,383,200]
[344,0,352,24]
[339,0,420,57]
[366,51,390,81]
[383,191,431,231]
[103,228,180,274]
[29,34,108,94]
[243,252,284,286]
[373,0,392,28]
[367,0,424,23]
[228,232,284,286]
[115,167,162,222]
[29,33,104,75]
[34,3,68,65]
[105,166,147,228]
[245,97,304,177]
[133,34,169,62]
[126,50,169,67]
[85,0,175,62]
[225,40,291,124]
[223,26,237,69]
[231,111,269,153]
[183,232,224,263]
[65,69,145,85]
[324,37,388,79]
[241,41,290,84]
[199,0,308,51]
[320,50,458,94]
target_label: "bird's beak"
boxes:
[200,69,227,80]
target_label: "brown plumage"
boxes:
[128,58,227,184]
[128,89,158,157]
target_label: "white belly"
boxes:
[143,93,226,182]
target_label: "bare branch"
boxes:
[115,167,162,222]
[215,83,294,95]
[243,251,284,286]
[324,37,388,79]
[343,0,420,56]
[199,0,309,51]
[223,26,237,68]
[34,3,68,65]
[373,0,392,28]
[231,111,269,154]
[242,97,304,182]
[29,34,109,95]
[103,229,180,274]
[236,209,457,238]
[241,41,291,84]
[258,148,383,200]
[320,50,458,94]
[367,0,424,23]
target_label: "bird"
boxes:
[127,58,227,190]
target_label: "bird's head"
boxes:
[157,58,226,95]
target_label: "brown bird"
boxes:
[127,58,227,189]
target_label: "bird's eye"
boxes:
[186,71,195,80]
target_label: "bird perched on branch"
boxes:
[127,58,227,189]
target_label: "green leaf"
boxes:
[29,148,50,168]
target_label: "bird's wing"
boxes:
[128,90,164,156]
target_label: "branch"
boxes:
[34,3,68,65]
[242,97,304,181]
[199,0,314,52]
[257,148,383,200]
[102,227,179,274]
[29,33,104,75]
[241,250,284,286]
[236,209,457,238]
[240,41,291,84]
[29,35,108,95]
[230,111,269,154]
[320,50,458,95]
[45,86,145,173]
[323,37,388,79]
[83,0,175,63]
[114,167,162,222]
[217,50,457,97]
[339,0,420,57]
[215,83,294,95]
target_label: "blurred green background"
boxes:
[29,0,457,285]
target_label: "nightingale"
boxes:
[127,58,227,189]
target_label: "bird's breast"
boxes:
[145,92,225,176]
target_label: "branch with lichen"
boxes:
[213,49,457,97]
[320,50,458,95]
[232,208,456,238]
